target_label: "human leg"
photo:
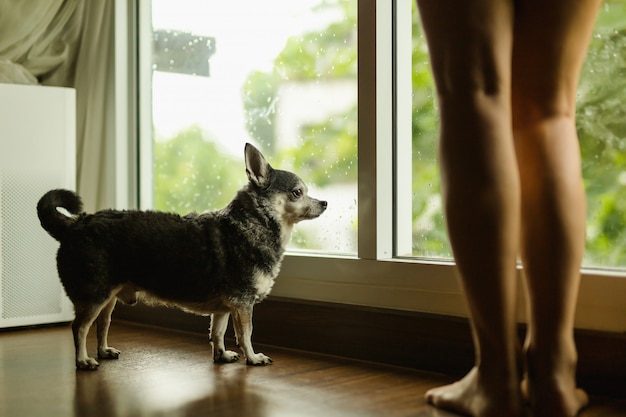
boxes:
[511,1,602,416]
[415,1,523,416]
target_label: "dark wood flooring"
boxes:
[1,322,624,417]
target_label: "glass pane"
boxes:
[150,0,358,254]
[579,1,626,268]
[407,2,626,268]
[406,3,451,259]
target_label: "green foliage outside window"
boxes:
[578,2,626,267]
[154,126,241,214]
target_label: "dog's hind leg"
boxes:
[72,303,105,370]
[210,312,240,363]
[230,305,272,366]
[96,298,121,360]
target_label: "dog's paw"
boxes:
[214,349,240,363]
[98,347,121,360]
[246,353,273,366]
[76,357,100,370]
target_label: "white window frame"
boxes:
[117,0,625,333]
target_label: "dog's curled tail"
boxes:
[37,189,84,241]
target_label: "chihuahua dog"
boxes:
[37,143,327,370]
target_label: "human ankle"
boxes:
[476,344,520,380]
[525,335,578,373]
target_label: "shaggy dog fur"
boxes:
[37,144,326,370]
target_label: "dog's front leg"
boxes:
[231,305,272,365]
[209,312,240,363]
[96,298,121,360]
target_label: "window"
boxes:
[394,1,451,259]
[577,1,626,268]
[396,1,626,269]
[145,0,357,255]
[132,0,625,332]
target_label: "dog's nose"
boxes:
[321,201,328,210]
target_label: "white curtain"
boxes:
[0,0,82,86]
[0,0,116,211]
[74,0,115,212]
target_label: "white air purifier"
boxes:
[0,83,76,328]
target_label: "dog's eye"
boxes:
[292,189,303,198]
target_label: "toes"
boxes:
[424,385,447,406]
[424,389,435,405]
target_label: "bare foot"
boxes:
[524,343,588,417]
[426,366,524,417]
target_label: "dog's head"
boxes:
[244,143,327,226]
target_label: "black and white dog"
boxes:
[37,143,327,370]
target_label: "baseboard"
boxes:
[113,296,625,398]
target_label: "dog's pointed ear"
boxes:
[245,143,272,189]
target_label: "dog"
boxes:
[37,143,327,370]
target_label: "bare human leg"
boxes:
[416,1,523,416]
[512,1,602,415]
[515,119,589,417]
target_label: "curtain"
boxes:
[74,0,115,212]
[0,0,116,212]
[0,0,82,86]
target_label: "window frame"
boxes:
[118,0,625,333]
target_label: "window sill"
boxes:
[275,253,626,333]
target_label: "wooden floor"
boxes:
[1,322,624,417]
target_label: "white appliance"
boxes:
[0,83,76,327]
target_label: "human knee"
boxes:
[436,71,510,111]
[512,88,576,129]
